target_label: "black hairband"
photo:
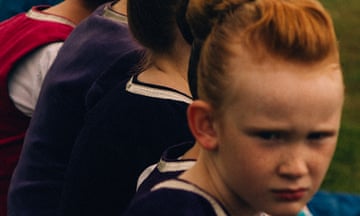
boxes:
[175,0,193,45]
[188,40,202,99]
[175,0,200,99]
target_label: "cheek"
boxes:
[216,145,271,208]
[216,135,270,189]
[309,144,336,182]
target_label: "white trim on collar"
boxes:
[157,159,195,173]
[26,7,76,27]
[259,206,313,216]
[103,3,128,23]
[126,76,193,104]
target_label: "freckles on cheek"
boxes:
[220,148,248,174]
[315,145,336,165]
[308,153,333,183]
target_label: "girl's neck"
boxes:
[180,153,261,216]
[111,0,127,15]
[43,0,93,25]
[181,143,200,160]
[138,41,191,96]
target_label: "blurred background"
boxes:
[320,0,360,193]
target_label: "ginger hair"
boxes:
[186,0,339,112]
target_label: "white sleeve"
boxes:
[8,42,64,117]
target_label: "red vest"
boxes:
[0,10,73,214]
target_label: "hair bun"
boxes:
[187,0,254,41]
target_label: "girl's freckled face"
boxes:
[211,52,344,215]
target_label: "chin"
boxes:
[262,203,306,216]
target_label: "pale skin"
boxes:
[44,0,97,25]
[137,32,192,96]
[44,0,127,24]
[181,46,344,216]
[111,0,127,15]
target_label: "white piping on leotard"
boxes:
[126,76,193,104]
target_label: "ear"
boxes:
[187,100,218,150]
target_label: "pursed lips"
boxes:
[270,188,309,201]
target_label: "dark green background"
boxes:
[320,0,360,193]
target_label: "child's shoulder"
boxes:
[126,179,227,216]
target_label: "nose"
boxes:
[277,155,308,180]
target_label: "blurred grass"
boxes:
[319,0,360,193]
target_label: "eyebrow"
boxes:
[243,127,290,136]
[243,126,338,136]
